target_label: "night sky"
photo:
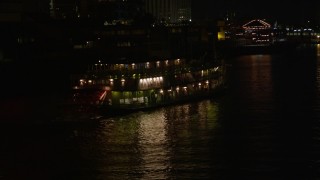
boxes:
[192,0,319,25]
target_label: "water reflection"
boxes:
[137,110,171,179]
[317,44,320,57]
[231,54,275,114]
[316,44,320,92]
[315,44,320,143]
[68,100,221,179]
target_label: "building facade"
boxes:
[50,0,145,22]
[145,0,191,24]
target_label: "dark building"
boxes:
[50,0,146,24]
[50,0,192,25]
[0,0,49,22]
[145,0,192,24]
[0,0,216,64]
[0,0,51,62]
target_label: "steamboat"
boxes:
[69,57,226,114]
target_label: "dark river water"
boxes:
[2,44,320,179]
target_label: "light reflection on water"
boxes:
[62,100,221,179]
[232,54,275,113]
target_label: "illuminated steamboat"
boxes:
[70,58,226,113]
